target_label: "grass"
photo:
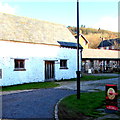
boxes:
[58,91,105,119]
[1,82,59,91]
[58,91,120,119]
[61,74,118,82]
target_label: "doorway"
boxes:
[45,61,55,80]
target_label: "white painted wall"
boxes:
[0,41,82,86]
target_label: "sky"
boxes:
[0,0,119,32]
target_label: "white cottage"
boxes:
[0,12,82,86]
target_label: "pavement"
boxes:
[56,77,119,92]
[92,73,120,77]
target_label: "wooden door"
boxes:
[45,61,55,80]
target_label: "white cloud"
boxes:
[0,2,16,14]
[93,16,118,32]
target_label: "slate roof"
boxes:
[98,38,120,48]
[109,38,120,44]
[98,40,112,47]
[0,12,78,47]
[58,41,83,49]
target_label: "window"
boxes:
[14,59,26,71]
[60,60,68,69]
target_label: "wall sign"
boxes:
[106,84,118,111]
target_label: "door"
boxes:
[45,61,55,80]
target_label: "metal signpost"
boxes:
[76,0,80,99]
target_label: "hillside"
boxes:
[67,26,118,49]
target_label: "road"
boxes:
[1,88,75,119]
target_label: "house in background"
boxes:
[98,38,120,50]
[82,49,120,73]
[0,12,83,86]
[74,33,89,49]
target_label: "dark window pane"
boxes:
[15,60,19,68]
[60,60,62,67]
[14,59,25,69]
[20,61,24,68]
[60,60,67,68]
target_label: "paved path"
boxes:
[1,88,75,119]
[56,77,119,91]
[92,73,119,77]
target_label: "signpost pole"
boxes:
[76,0,80,99]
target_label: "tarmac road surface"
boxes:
[1,88,76,119]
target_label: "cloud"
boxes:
[93,16,118,32]
[0,2,16,14]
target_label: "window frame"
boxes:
[60,59,68,69]
[14,59,26,71]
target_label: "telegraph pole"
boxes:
[76,0,80,99]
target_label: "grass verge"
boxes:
[61,75,118,81]
[58,91,120,120]
[2,82,59,91]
